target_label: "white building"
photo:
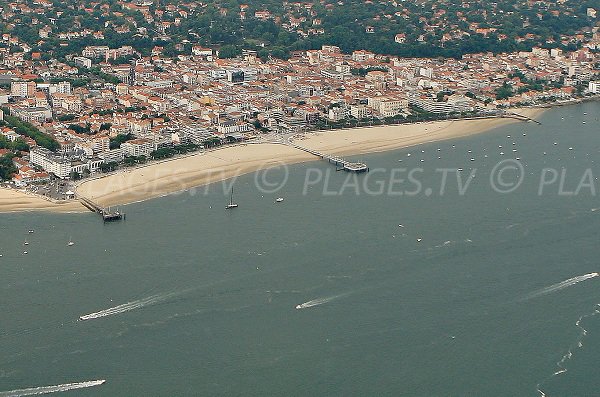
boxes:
[11,107,52,122]
[99,148,125,163]
[589,81,600,94]
[56,81,71,95]
[73,56,92,68]
[409,94,474,114]
[29,147,71,179]
[328,106,349,121]
[350,105,369,119]
[121,138,155,157]
[192,46,213,57]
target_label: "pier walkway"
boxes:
[79,196,124,222]
[502,111,542,124]
[288,142,369,173]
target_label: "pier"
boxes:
[502,111,542,125]
[79,196,125,222]
[289,142,369,173]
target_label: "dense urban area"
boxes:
[0,0,599,193]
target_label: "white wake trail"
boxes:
[0,379,105,396]
[295,293,347,310]
[79,292,176,321]
[525,273,598,300]
[536,304,600,396]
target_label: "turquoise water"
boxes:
[1,103,599,396]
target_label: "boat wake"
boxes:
[536,304,600,396]
[79,292,177,321]
[0,379,105,396]
[524,273,598,301]
[295,293,347,310]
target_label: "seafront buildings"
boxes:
[0,36,599,185]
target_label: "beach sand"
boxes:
[0,108,544,213]
[0,188,84,213]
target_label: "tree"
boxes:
[2,109,59,151]
[495,82,514,100]
[0,154,17,181]
[110,133,134,149]
[218,45,241,59]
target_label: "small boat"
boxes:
[23,251,28,255]
[68,237,74,247]
[225,187,238,209]
[295,304,302,310]
[275,197,284,203]
[417,238,423,242]
[28,230,34,234]
[24,241,29,246]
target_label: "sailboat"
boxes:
[225,187,238,209]
[68,237,75,246]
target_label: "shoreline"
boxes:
[0,107,546,213]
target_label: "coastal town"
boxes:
[0,1,599,195]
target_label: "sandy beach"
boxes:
[0,188,84,213]
[0,108,544,213]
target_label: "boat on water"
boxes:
[225,187,238,209]
[23,241,29,246]
[28,230,34,234]
[68,237,74,246]
[295,304,302,310]
[23,251,28,255]
[275,197,284,203]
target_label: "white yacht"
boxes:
[225,187,238,209]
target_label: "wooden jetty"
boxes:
[79,196,125,222]
[502,111,542,125]
[290,143,369,173]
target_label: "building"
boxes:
[328,106,349,121]
[29,147,71,179]
[11,107,52,122]
[350,105,369,119]
[121,138,155,157]
[589,81,600,94]
[73,56,92,68]
[409,94,474,114]
[99,148,125,163]
[55,81,71,95]
[192,46,213,57]
[11,81,36,98]
[82,46,110,59]
[368,96,408,118]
